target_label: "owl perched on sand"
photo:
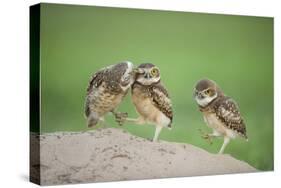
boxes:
[85,61,135,127]
[116,63,173,142]
[194,79,247,154]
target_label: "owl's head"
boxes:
[135,63,161,86]
[194,78,223,107]
[118,61,135,91]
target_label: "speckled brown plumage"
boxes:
[85,62,135,127]
[194,78,248,154]
[132,81,173,127]
[86,63,128,95]
[200,96,247,138]
[114,63,173,142]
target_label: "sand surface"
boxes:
[30,128,257,185]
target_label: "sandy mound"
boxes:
[30,128,257,185]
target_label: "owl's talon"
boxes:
[198,129,213,145]
[203,135,213,145]
[114,112,128,126]
[147,138,153,142]
[116,119,125,126]
[202,134,209,139]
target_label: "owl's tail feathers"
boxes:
[243,134,249,142]
[87,113,99,128]
[88,118,99,128]
[167,123,172,130]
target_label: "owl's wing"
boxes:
[149,83,173,125]
[86,69,107,95]
[216,97,247,138]
[85,69,108,117]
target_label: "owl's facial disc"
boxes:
[136,67,160,85]
[194,88,217,107]
[193,78,221,107]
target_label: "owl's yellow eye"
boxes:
[205,89,212,95]
[150,68,159,77]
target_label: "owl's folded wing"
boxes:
[85,69,108,116]
[216,97,247,138]
[149,84,173,124]
[86,69,107,94]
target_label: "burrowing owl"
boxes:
[117,63,173,142]
[194,79,247,154]
[85,61,135,127]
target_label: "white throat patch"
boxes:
[195,93,217,107]
[136,76,160,85]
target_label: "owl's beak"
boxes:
[194,90,204,99]
[197,92,204,99]
[133,68,144,74]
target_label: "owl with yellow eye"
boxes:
[194,79,247,154]
[116,63,173,142]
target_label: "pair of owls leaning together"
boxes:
[85,61,247,154]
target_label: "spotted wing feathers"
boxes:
[149,84,173,126]
[85,67,109,118]
[216,97,247,138]
[86,69,107,95]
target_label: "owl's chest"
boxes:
[131,87,158,119]
[93,85,125,109]
[103,93,124,106]
[203,112,226,134]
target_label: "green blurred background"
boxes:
[39,4,273,171]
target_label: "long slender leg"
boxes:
[125,117,145,124]
[218,136,230,154]
[153,126,163,142]
[203,132,221,139]
[199,129,221,144]
[209,130,221,137]
[115,112,145,125]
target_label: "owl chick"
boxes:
[85,61,135,127]
[194,79,247,154]
[116,63,173,142]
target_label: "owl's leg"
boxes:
[111,111,128,126]
[207,130,221,142]
[115,113,145,125]
[199,129,220,144]
[125,117,145,124]
[218,136,230,154]
[153,126,163,142]
[111,111,128,119]
[198,129,212,144]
